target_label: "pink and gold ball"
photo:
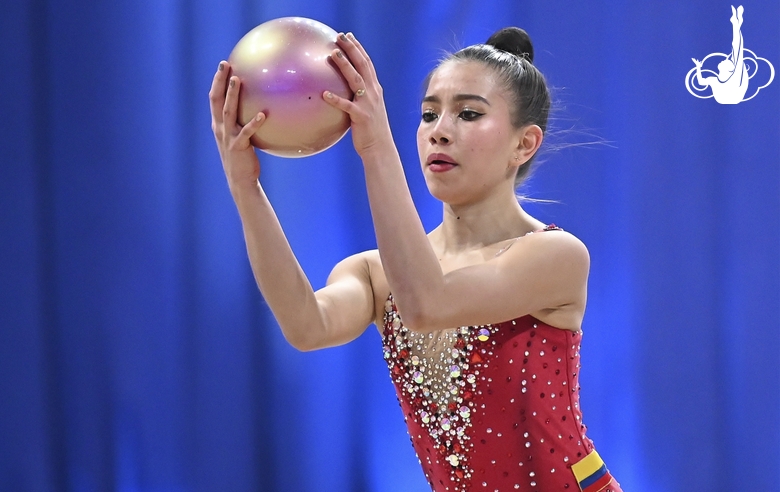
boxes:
[228,17,353,158]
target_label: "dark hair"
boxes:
[425,28,551,187]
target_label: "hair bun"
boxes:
[486,27,534,63]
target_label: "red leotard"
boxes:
[381,230,621,491]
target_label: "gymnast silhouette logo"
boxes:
[685,5,774,104]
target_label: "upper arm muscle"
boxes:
[310,252,376,350]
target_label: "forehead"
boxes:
[425,60,503,101]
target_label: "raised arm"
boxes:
[210,62,374,351]
[323,35,588,332]
[321,35,442,328]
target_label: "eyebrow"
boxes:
[422,94,491,105]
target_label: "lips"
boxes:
[426,153,457,166]
[426,153,458,173]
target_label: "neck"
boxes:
[432,190,543,255]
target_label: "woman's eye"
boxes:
[421,111,438,123]
[459,110,483,121]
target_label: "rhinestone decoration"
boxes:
[383,295,501,490]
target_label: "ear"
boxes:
[511,125,544,168]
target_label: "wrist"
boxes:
[359,137,400,166]
[228,176,261,202]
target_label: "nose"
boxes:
[429,115,453,145]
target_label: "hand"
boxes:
[209,61,266,189]
[322,33,395,159]
[692,58,702,68]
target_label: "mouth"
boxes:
[426,153,457,165]
[426,153,458,168]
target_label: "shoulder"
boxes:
[329,249,378,278]
[510,229,589,328]
[330,249,389,327]
[502,228,590,283]
[519,228,589,263]
[337,249,382,271]
[329,249,387,293]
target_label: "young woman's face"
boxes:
[417,60,523,205]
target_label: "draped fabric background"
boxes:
[2,0,778,491]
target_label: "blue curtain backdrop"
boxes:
[2,0,778,491]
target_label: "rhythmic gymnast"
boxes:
[210,26,621,491]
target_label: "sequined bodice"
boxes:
[382,296,603,492]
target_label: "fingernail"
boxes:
[325,91,333,99]
[347,32,355,40]
[339,33,347,41]
[255,112,263,122]
[229,78,235,88]
[218,62,224,71]
[336,50,343,58]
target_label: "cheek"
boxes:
[462,130,513,173]
[483,127,513,155]
[466,131,501,156]
[416,120,429,141]
[416,125,427,159]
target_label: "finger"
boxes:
[345,33,376,80]
[344,33,369,65]
[236,112,266,144]
[209,61,229,124]
[331,48,366,96]
[323,90,358,116]
[223,75,241,131]
[336,32,376,82]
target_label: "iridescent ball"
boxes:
[228,17,352,158]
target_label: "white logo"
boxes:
[685,5,774,104]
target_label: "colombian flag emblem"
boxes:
[571,450,615,492]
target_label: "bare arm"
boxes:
[359,148,588,330]
[232,182,374,350]
[357,148,588,330]
[324,35,588,332]
[210,62,374,351]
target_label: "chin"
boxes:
[425,181,456,204]
[426,183,474,207]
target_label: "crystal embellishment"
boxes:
[383,295,500,490]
